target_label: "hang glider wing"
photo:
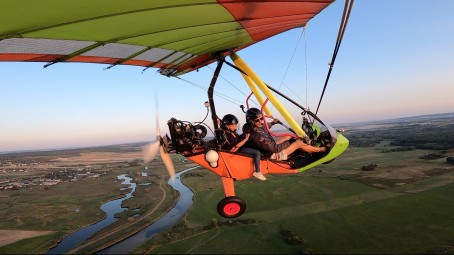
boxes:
[0,0,334,76]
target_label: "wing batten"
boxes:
[105,46,153,69]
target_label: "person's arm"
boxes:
[267,117,280,127]
[230,133,250,152]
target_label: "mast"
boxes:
[207,57,224,142]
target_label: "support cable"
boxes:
[175,76,243,106]
[315,0,354,116]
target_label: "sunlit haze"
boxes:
[1,0,453,152]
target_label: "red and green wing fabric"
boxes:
[0,0,333,76]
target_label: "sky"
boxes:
[1,0,453,153]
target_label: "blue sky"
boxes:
[1,0,453,152]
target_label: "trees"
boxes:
[361,164,378,171]
[420,154,444,160]
[447,157,454,165]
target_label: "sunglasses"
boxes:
[253,117,264,123]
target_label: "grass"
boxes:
[1,143,453,254]
[0,232,61,254]
[295,184,454,254]
[144,146,454,254]
[0,174,124,231]
[0,164,153,253]
[148,179,454,254]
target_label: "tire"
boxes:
[217,196,246,218]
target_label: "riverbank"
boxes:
[65,165,200,254]
[67,173,175,254]
[95,166,197,254]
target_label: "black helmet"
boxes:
[245,107,262,122]
[222,114,238,125]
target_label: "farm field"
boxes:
[0,145,192,254]
[1,113,453,254]
[136,145,454,254]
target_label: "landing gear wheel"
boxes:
[217,196,246,218]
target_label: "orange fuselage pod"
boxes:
[186,151,299,180]
[186,151,299,197]
[186,151,250,197]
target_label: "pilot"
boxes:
[245,108,328,161]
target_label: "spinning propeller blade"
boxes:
[142,97,175,182]
[143,141,160,163]
[160,145,175,182]
[143,113,161,163]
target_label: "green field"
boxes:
[0,154,187,254]
[135,144,454,254]
[1,125,453,254]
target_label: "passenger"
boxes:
[221,114,266,181]
[245,108,328,161]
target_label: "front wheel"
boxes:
[217,196,246,218]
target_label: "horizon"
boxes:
[1,111,452,155]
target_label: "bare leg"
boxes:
[276,136,292,144]
[282,139,326,155]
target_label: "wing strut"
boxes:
[315,0,354,116]
[224,59,309,113]
[230,52,307,138]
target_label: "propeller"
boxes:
[143,104,175,182]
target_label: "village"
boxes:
[0,160,104,191]
[0,157,139,191]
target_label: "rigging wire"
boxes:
[303,26,308,109]
[268,27,307,114]
[207,65,248,98]
[175,76,243,106]
[207,64,262,109]
[315,0,354,116]
[278,27,304,91]
[279,26,307,105]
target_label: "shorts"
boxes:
[270,151,288,161]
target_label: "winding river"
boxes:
[46,167,196,254]
[97,166,197,254]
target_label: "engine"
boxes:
[167,118,208,154]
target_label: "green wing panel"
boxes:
[0,0,334,76]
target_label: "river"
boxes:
[97,166,197,254]
[46,174,135,254]
[46,167,196,254]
